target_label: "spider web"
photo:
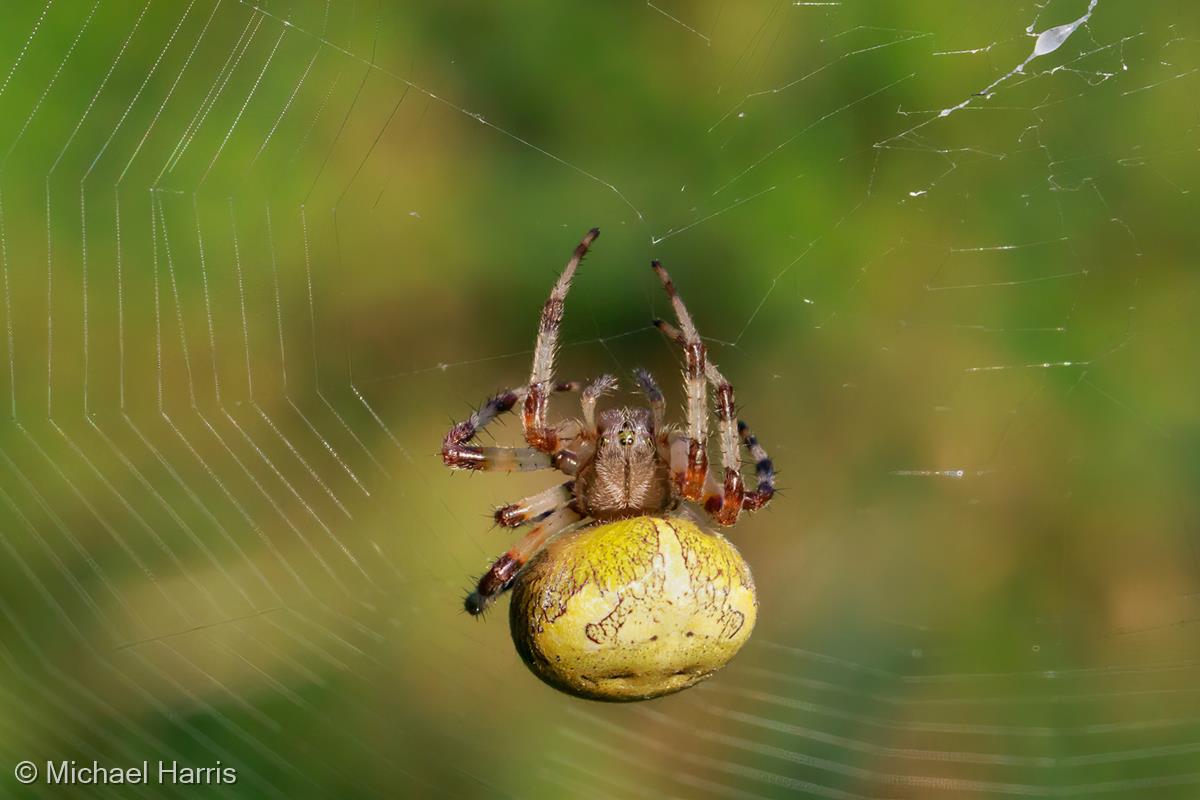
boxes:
[0,0,1197,797]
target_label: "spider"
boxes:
[442,227,776,617]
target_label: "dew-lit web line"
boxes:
[92,0,324,613]
[95,5,400,677]
[297,205,392,476]
[300,8,409,453]
[228,199,355,521]
[331,208,404,452]
[104,11,394,708]
[263,204,371,496]
[250,47,320,168]
[155,205,385,647]
[0,490,195,767]
[659,0,1140,372]
[0,0,1194,796]
[48,0,151,414]
[0,1,54,103]
[646,1,712,46]
[195,16,287,188]
[563,705,872,800]
[158,4,264,181]
[113,0,217,187]
[7,181,302,800]
[301,6,380,206]
[152,193,358,599]
[548,644,1200,798]
[708,27,932,132]
[238,0,646,223]
[0,0,100,170]
[66,3,398,782]
[551,5,1189,798]
[0,188,13,418]
[710,71,916,199]
[19,0,99,424]
[41,2,251,615]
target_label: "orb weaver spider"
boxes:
[442,226,777,611]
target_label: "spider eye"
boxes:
[618,429,635,447]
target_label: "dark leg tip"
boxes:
[464,591,489,616]
[494,504,523,527]
[650,260,662,269]
[588,227,600,238]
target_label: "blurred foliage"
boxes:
[0,0,1198,797]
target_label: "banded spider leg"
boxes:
[445,229,603,613]
[442,228,601,475]
[465,372,618,614]
[651,261,776,526]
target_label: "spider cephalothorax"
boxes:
[575,407,671,520]
[442,228,776,618]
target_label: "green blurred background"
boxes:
[0,0,1197,797]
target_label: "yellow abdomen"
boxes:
[509,515,757,701]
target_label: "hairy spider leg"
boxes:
[442,384,583,472]
[523,228,601,452]
[737,420,776,512]
[494,481,575,528]
[465,505,585,615]
[654,319,775,525]
[703,359,745,524]
[651,260,710,500]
